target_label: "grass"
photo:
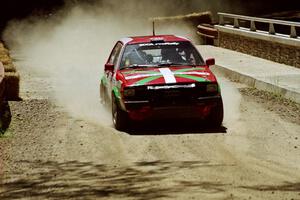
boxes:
[0,131,11,137]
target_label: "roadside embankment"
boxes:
[199,45,300,104]
[0,42,20,101]
[0,42,15,133]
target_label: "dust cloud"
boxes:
[3,0,242,126]
[2,1,198,125]
[218,78,241,126]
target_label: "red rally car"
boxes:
[100,35,223,131]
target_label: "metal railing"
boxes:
[218,12,300,38]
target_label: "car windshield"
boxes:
[120,41,204,69]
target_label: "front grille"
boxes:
[125,83,218,107]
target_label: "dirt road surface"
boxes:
[0,57,299,200]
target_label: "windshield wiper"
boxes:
[157,63,181,67]
[121,64,152,69]
[157,62,196,67]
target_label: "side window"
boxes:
[108,42,123,66]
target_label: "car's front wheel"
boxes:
[206,98,224,128]
[112,96,128,131]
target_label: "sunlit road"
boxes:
[1,63,299,200]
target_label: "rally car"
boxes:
[100,35,223,131]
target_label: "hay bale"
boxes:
[0,42,20,100]
[151,11,213,27]
[0,43,16,72]
[3,64,16,73]
[4,72,20,101]
[0,43,9,55]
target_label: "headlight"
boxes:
[123,88,135,97]
[206,84,218,93]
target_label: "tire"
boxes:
[112,95,128,131]
[0,101,12,133]
[206,98,224,128]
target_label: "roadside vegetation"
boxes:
[240,87,300,125]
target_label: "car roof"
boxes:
[120,35,190,45]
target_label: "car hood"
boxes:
[120,66,216,87]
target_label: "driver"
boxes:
[161,48,185,63]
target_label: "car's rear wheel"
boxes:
[112,95,128,131]
[206,98,224,128]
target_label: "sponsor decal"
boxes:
[147,83,196,90]
[139,42,180,47]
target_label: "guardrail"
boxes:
[218,12,300,38]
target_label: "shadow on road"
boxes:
[1,160,299,199]
[126,119,227,135]
[0,160,231,199]
[240,182,300,192]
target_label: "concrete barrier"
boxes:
[199,45,300,104]
[215,13,300,69]
[213,65,300,104]
[197,24,218,45]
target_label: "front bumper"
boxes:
[124,95,222,120]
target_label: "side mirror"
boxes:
[205,58,215,66]
[105,63,114,72]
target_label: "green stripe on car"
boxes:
[175,67,205,72]
[175,74,207,82]
[134,75,162,86]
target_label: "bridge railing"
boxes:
[218,12,300,39]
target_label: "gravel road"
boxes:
[0,62,299,200]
